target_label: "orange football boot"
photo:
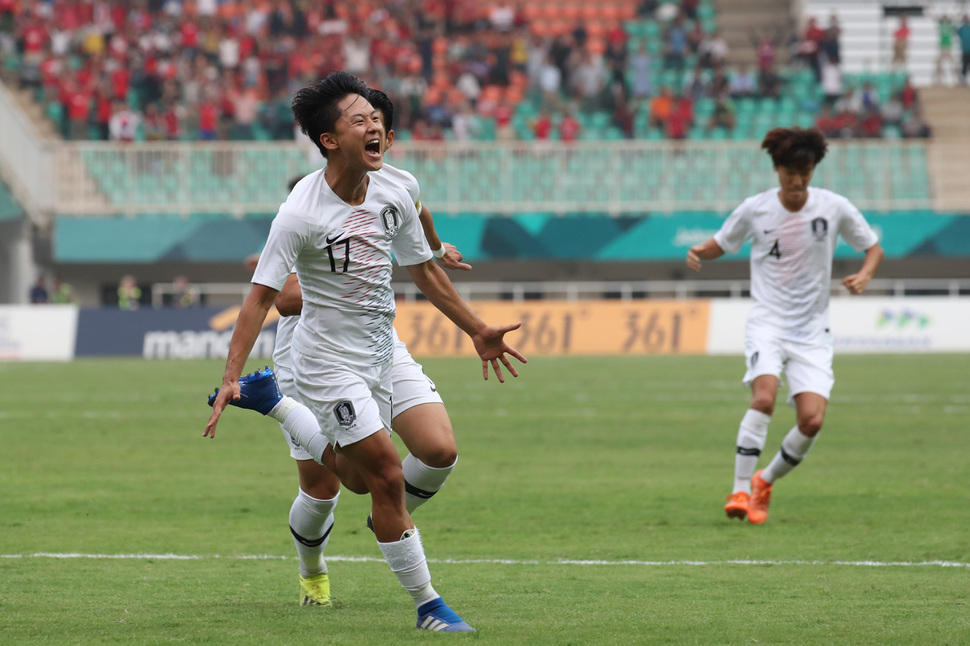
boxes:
[724,491,750,520]
[748,470,773,524]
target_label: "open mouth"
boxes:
[365,139,382,158]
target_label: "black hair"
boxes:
[366,88,395,132]
[291,71,369,159]
[287,175,305,192]
[761,127,828,169]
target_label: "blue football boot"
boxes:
[207,367,282,415]
[416,597,476,633]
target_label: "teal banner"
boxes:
[54,211,970,263]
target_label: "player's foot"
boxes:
[206,367,282,415]
[416,597,476,632]
[299,573,333,607]
[724,491,750,520]
[748,470,772,525]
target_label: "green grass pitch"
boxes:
[1,354,968,645]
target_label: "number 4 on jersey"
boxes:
[768,240,781,259]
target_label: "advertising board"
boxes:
[0,305,77,361]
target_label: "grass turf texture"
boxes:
[1,355,968,645]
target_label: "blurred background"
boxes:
[0,0,968,359]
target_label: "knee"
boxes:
[419,446,458,469]
[304,478,342,499]
[798,413,824,437]
[750,396,775,416]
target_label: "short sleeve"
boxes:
[390,195,433,267]
[401,169,422,211]
[252,206,306,290]
[713,198,754,254]
[836,197,880,252]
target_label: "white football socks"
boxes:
[289,488,339,578]
[270,397,329,465]
[402,454,456,513]
[268,395,301,423]
[762,426,817,484]
[378,528,438,607]
[733,409,771,494]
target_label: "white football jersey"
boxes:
[377,163,421,211]
[714,187,879,341]
[254,168,432,368]
[273,164,421,370]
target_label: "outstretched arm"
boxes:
[205,282,279,438]
[418,203,472,271]
[686,237,725,272]
[842,242,884,295]
[405,259,526,382]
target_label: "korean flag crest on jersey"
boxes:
[811,217,828,241]
[380,205,400,237]
[333,401,357,427]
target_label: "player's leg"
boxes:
[726,376,777,518]
[208,366,368,496]
[390,343,457,514]
[726,340,782,519]
[341,428,474,632]
[296,355,473,631]
[395,404,458,513]
[291,459,341,606]
[275,364,343,606]
[750,337,834,524]
[737,375,778,487]
[761,392,827,484]
[210,366,335,468]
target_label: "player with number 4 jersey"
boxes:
[686,127,884,524]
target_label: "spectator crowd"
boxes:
[0,0,951,144]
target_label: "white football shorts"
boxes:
[742,330,834,407]
[274,338,443,460]
[391,336,444,417]
[292,351,393,453]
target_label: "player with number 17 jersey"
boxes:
[253,168,432,368]
[714,187,879,342]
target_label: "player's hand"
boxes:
[841,272,871,295]
[439,242,472,271]
[471,322,527,383]
[204,380,240,438]
[686,248,703,272]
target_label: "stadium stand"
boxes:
[0,0,935,144]
[0,0,967,307]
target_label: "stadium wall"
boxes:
[3,297,968,361]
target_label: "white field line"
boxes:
[1,553,968,568]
